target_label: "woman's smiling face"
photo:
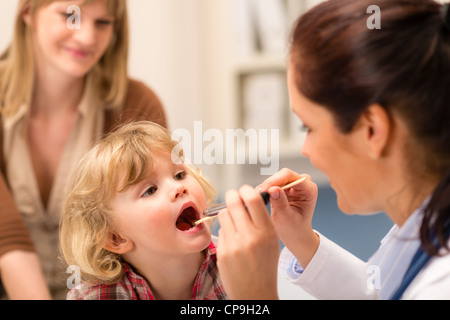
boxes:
[25,0,115,79]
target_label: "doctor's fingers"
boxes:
[258,168,310,192]
[217,207,236,241]
[237,185,273,229]
[220,187,254,233]
[268,181,318,224]
[265,173,318,212]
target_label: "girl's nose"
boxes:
[172,183,188,201]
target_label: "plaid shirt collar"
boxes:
[68,242,227,300]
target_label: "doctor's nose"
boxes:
[301,135,311,158]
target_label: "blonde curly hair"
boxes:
[60,121,216,284]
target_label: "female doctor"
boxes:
[216,0,450,299]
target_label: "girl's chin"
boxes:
[186,230,213,251]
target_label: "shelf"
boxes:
[233,53,288,74]
[200,0,316,195]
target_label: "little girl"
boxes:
[60,121,226,300]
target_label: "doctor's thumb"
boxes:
[268,187,290,212]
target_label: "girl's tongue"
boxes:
[176,221,193,231]
[176,207,197,231]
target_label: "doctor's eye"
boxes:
[143,186,158,197]
[300,124,312,133]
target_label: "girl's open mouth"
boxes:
[176,205,201,231]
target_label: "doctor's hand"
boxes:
[217,185,280,300]
[259,168,320,269]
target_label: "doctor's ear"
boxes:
[103,231,134,254]
[358,104,391,159]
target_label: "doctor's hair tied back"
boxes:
[441,3,450,31]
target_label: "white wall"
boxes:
[0,1,16,52]
[127,0,207,131]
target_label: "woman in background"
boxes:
[0,0,166,299]
[217,0,450,299]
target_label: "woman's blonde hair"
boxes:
[0,0,129,117]
[60,121,217,284]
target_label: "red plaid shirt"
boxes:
[67,242,227,300]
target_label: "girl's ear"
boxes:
[103,231,134,254]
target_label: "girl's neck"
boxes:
[127,251,205,300]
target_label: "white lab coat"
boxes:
[279,232,450,299]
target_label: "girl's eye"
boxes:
[175,171,187,181]
[143,186,157,197]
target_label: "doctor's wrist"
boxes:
[287,230,320,270]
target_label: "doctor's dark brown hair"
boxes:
[290,0,450,255]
